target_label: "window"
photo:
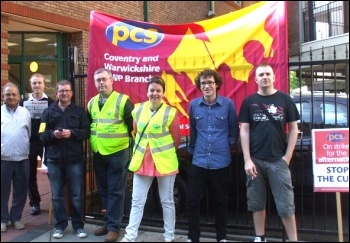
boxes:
[9,32,62,100]
[24,33,57,56]
[8,33,22,55]
[234,1,241,6]
[303,1,345,41]
[294,101,312,137]
[320,102,348,127]
[295,101,311,123]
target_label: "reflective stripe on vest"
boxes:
[88,92,129,155]
[128,102,178,174]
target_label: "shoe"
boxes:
[30,205,41,215]
[13,221,25,230]
[1,223,7,232]
[186,240,192,242]
[53,229,64,239]
[105,231,119,242]
[94,224,108,236]
[76,228,87,238]
[120,238,132,242]
[219,240,227,242]
[254,236,267,242]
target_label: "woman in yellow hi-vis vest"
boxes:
[121,77,180,243]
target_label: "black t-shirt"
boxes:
[239,91,300,161]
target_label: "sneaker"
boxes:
[1,223,7,232]
[219,240,227,242]
[30,205,41,215]
[120,238,132,242]
[76,228,87,238]
[254,236,267,242]
[186,240,192,242]
[13,221,25,230]
[53,229,64,239]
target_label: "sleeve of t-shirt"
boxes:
[238,98,250,123]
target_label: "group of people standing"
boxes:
[1,63,300,242]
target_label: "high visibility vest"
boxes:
[88,91,129,155]
[129,101,179,174]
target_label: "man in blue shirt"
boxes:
[186,69,239,242]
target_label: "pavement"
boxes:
[1,168,286,242]
[28,222,226,242]
[0,170,234,242]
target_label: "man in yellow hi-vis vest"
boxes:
[87,68,134,242]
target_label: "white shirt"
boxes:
[28,92,49,101]
[1,104,31,161]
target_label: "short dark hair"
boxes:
[56,80,72,91]
[148,76,166,92]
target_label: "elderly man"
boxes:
[1,82,31,232]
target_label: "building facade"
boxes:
[287,1,349,93]
[1,1,348,241]
[1,1,250,100]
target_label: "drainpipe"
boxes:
[208,1,215,18]
[144,1,149,22]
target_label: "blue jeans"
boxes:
[187,164,229,242]
[93,149,128,232]
[1,159,29,223]
[47,161,84,231]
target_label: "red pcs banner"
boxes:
[87,1,288,136]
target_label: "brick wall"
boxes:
[0,1,259,89]
[1,15,9,89]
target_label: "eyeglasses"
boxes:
[95,77,110,82]
[200,81,216,87]
[57,90,72,94]
[4,93,18,97]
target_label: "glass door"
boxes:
[8,32,64,100]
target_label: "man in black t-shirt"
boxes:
[239,63,300,242]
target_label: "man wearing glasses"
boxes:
[1,82,31,232]
[39,80,90,239]
[87,68,134,242]
[186,69,239,242]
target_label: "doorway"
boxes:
[8,32,65,100]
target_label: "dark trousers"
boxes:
[28,139,44,206]
[187,164,229,242]
[93,149,129,232]
[1,159,29,223]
